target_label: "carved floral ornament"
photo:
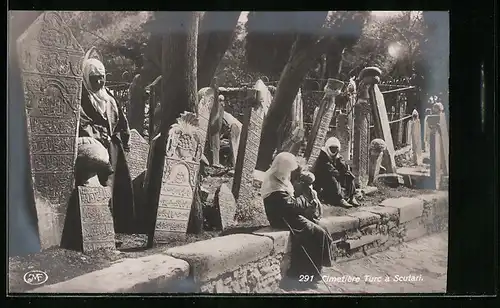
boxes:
[166,112,203,162]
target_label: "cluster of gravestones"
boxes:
[17,12,449,255]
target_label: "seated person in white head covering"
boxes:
[312,137,360,208]
[261,152,332,286]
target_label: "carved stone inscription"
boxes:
[17,12,84,249]
[124,129,149,180]
[78,186,115,253]
[232,87,267,223]
[153,112,201,243]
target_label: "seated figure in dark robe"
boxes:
[78,58,136,234]
[261,152,333,287]
[312,137,360,208]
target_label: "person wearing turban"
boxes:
[78,58,136,234]
[261,152,332,288]
[312,137,360,208]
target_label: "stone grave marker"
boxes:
[17,12,84,249]
[213,184,237,230]
[232,82,268,224]
[407,110,422,165]
[306,79,344,167]
[438,112,449,174]
[336,112,350,160]
[197,87,215,155]
[125,129,150,180]
[368,139,387,185]
[370,83,397,173]
[78,186,115,253]
[353,81,371,188]
[280,89,305,155]
[427,115,444,190]
[153,112,202,243]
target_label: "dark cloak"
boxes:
[78,86,136,234]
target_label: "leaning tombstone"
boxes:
[17,12,84,250]
[232,83,268,224]
[197,87,215,156]
[152,112,202,244]
[305,78,344,167]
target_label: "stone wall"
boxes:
[31,192,447,294]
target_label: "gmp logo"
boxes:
[23,270,48,286]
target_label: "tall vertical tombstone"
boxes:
[197,87,215,155]
[353,81,372,188]
[427,115,443,190]
[280,89,304,155]
[152,112,202,244]
[407,110,423,165]
[306,79,344,167]
[438,112,449,174]
[232,83,268,223]
[17,12,84,249]
[336,112,350,160]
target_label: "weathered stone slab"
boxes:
[345,234,381,250]
[165,234,273,283]
[78,186,115,253]
[153,112,202,243]
[380,197,424,223]
[370,84,397,172]
[232,84,267,223]
[253,227,291,254]
[306,79,344,167]
[124,129,149,181]
[361,206,399,222]
[347,211,381,227]
[352,85,371,188]
[197,87,215,152]
[17,12,84,249]
[213,184,237,230]
[318,215,359,234]
[30,255,189,293]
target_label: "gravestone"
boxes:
[213,184,237,231]
[124,129,150,232]
[280,89,304,155]
[224,111,242,167]
[197,87,215,154]
[17,12,84,249]
[368,139,386,185]
[232,84,268,223]
[406,110,422,165]
[336,112,350,160]
[125,129,149,180]
[427,115,443,190]
[353,83,371,188]
[396,93,407,146]
[370,84,397,173]
[78,186,115,253]
[438,112,449,174]
[306,79,344,167]
[153,112,202,243]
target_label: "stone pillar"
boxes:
[368,138,387,185]
[427,115,442,190]
[409,109,423,165]
[336,112,350,160]
[352,87,371,189]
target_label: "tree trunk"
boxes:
[146,12,200,247]
[256,16,330,170]
[197,11,240,165]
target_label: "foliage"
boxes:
[61,11,152,82]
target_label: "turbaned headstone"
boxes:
[78,186,115,253]
[153,112,202,243]
[17,12,84,249]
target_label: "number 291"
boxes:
[298,275,314,282]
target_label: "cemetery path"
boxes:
[278,231,448,294]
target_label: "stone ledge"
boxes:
[347,211,381,227]
[318,215,359,234]
[361,206,399,222]
[29,255,189,293]
[253,227,291,254]
[165,234,273,283]
[380,197,424,223]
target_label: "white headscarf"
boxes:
[261,152,299,199]
[321,137,341,159]
[82,59,118,115]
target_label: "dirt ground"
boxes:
[8,165,433,293]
